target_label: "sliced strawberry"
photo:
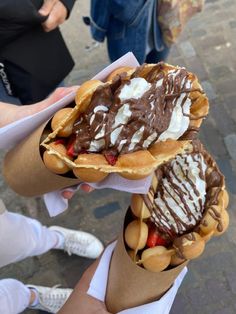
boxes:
[104,153,117,166]
[67,144,76,158]
[155,235,168,246]
[147,227,168,248]
[67,135,77,158]
[146,229,159,248]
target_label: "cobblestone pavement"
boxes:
[0,0,236,313]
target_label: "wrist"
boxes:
[0,103,19,127]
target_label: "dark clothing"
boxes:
[60,0,76,17]
[0,0,75,104]
[145,48,170,63]
[89,0,169,64]
[0,0,47,50]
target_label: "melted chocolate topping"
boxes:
[179,126,199,140]
[71,63,204,157]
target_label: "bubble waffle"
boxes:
[41,63,209,182]
[125,140,229,272]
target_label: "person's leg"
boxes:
[0,279,31,314]
[145,47,170,63]
[0,279,72,314]
[0,203,103,268]
[0,210,59,268]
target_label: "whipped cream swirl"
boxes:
[145,153,207,237]
[72,64,196,156]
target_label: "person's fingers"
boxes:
[61,184,94,199]
[61,190,74,199]
[38,0,58,16]
[21,86,78,118]
[34,86,78,112]
[2,85,79,129]
[48,86,78,103]
[80,184,94,193]
[41,1,67,32]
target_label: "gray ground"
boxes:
[1,0,236,313]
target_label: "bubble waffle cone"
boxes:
[105,141,229,312]
[105,211,188,313]
[127,140,229,271]
[3,122,81,196]
[41,62,209,182]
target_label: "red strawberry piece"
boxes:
[67,144,75,158]
[146,229,159,248]
[104,153,117,166]
[147,228,168,247]
[67,136,77,158]
[55,139,65,145]
[155,235,168,247]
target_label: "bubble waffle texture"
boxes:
[41,63,209,182]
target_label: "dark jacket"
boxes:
[89,0,166,63]
[0,0,76,104]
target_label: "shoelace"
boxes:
[38,285,70,312]
[64,233,92,256]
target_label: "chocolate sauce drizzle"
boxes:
[142,152,207,239]
[72,63,204,156]
[142,147,225,239]
[173,232,197,259]
[179,126,199,140]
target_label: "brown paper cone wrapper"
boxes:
[105,212,188,313]
[3,122,80,197]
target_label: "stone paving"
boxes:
[0,0,236,313]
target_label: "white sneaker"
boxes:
[49,225,104,259]
[27,284,72,313]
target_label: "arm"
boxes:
[0,87,77,128]
[58,260,112,314]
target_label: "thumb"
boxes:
[29,86,79,115]
[49,86,79,103]
[38,0,58,16]
[42,86,78,107]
